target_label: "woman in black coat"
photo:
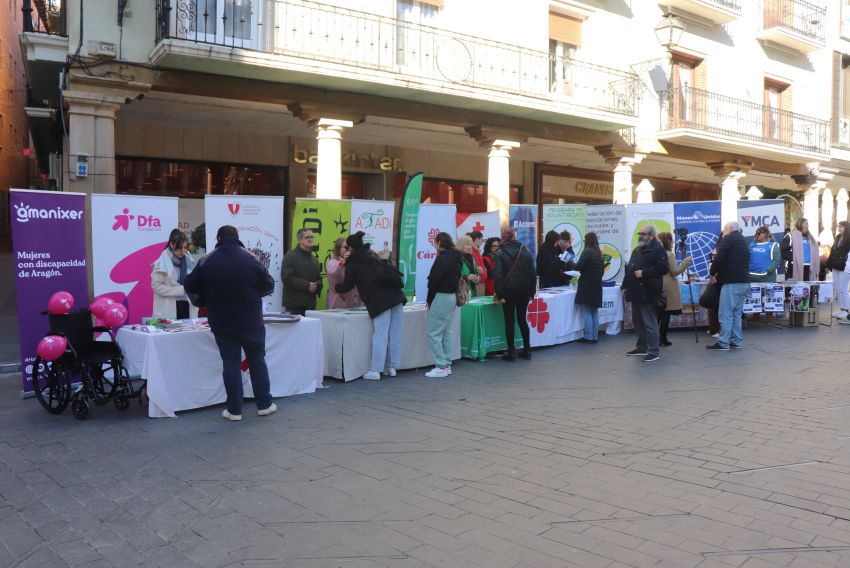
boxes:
[827,220,850,318]
[564,232,604,343]
[537,230,568,288]
[494,227,536,361]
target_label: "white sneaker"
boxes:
[839,317,850,325]
[257,403,278,416]
[222,409,242,421]
[384,367,397,377]
[425,366,450,378]
[363,371,381,380]
[711,333,720,339]
[832,309,849,318]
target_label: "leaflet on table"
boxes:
[742,285,763,314]
[790,284,810,312]
[763,284,785,312]
[818,282,833,304]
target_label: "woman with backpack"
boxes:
[335,232,406,380]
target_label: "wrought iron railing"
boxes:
[762,0,825,44]
[705,0,742,11]
[22,0,66,35]
[155,0,640,117]
[659,87,829,155]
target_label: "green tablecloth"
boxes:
[460,297,523,361]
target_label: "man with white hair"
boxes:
[707,221,750,351]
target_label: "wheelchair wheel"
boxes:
[31,357,72,414]
[89,360,119,404]
[114,396,130,411]
[71,399,89,420]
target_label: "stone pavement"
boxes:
[1,323,850,568]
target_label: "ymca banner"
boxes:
[543,204,587,257]
[291,199,352,310]
[624,203,674,262]
[587,205,626,282]
[673,201,722,279]
[11,189,89,393]
[456,211,500,241]
[350,199,395,259]
[738,199,785,243]
[415,204,457,302]
[510,205,538,264]
[206,195,285,313]
[91,194,178,326]
[398,174,423,298]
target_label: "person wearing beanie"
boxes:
[493,226,536,361]
[335,231,406,380]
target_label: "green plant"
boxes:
[191,223,206,250]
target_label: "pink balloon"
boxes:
[90,296,117,318]
[102,305,128,328]
[36,335,67,361]
[47,291,75,315]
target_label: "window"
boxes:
[396,0,441,66]
[181,0,256,46]
[668,53,706,127]
[764,78,791,143]
[833,52,850,146]
[548,12,581,95]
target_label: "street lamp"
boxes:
[654,9,685,50]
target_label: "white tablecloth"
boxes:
[118,318,324,417]
[306,303,461,381]
[531,285,623,347]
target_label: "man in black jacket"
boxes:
[623,225,668,362]
[184,225,277,421]
[707,221,750,351]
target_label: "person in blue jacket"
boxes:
[748,226,781,283]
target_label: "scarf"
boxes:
[791,229,819,281]
[171,252,187,285]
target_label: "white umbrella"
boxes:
[837,188,849,224]
[745,186,763,200]
[819,187,834,245]
[635,179,654,203]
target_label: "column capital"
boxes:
[288,102,363,125]
[62,90,125,118]
[465,125,527,148]
[707,161,750,178]
[595,144,645,168]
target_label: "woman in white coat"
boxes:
[151,230,198,319]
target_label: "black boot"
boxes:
[519,348,532,360]
[502,350,517,362]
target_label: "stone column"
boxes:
[314,118,353,199]
[793,169,835,239]
[596,145,644,205]
[62,91,124,194]
[709,162,749,226]
[837,188,849,224]
[487,140,520,226]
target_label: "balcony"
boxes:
[756,0,825,53]
[20,0,68,105]
[152,0,640,130]
[658,0,741,25]
[658,87,829,162]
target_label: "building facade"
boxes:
[17,0,850,245]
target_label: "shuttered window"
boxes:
[418,0,444,7]
[549,12,582,46]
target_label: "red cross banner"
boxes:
[455,211,500,241]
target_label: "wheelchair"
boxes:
[30,309,139,419]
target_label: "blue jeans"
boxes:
[371,304,403,373]
[582,305,599,340]
[213,327,273,415]
[718,282,749,348]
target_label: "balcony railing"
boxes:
[22,0,66,35]
[762,0,825,44]
[659,87,829,155]
[155,0,640,117]
[706,0,742,10]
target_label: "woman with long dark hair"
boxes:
[494,227,536,361]
[482,237,500,296]
[152,229,197,319]
[537,230,567,289]
[827,220,850,318]
[656,232,692,346]
[326,237,362,309]
[425,232,462,377]
[564,232,605,343]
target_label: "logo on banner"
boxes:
[600,243,623,281]
[527,297,550,333]
[354,209,391,230]
[741,214,781,229]
[13,203,84,223]
[472,221,485,232]
[427,227,440,247]
[676,210,720,223]
[112,208,162,232]
[228,203,241,216]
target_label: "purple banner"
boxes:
[11,190,89,393]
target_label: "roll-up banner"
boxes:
[543,204,587,257]
[205,195,285,313]
[624,203,675,262]
[415,204,457,302]
[11,189,89,393]
[509,205,538,264]
[91,194,178,325]
[673,201,722,279]
[587,204,626,282]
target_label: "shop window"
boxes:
[115,157,286,198]
[393,177,520,214]
[306,173,366,199]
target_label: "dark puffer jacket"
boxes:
[494,240,536,298]
[827,234,850,271]
[565,247,604,308]
[335,247,406,318]
[427,248,463,305]
[623,239,669,304]
[710,230,750,284]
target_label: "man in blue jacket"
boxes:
[623,225,669,362]
[184,225,277,421]
[707,221,750,351]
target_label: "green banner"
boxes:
[291,198,352,310]
[397,173,423,298]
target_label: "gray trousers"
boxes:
[632,301,660,357]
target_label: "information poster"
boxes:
[790,284,810,312]
[818,282,833,304]
[543,204,587,257]
[291,199,352,310]
[206,195,285,313]
[510,205,538,264]
[764,284,785,312]
[743,285,763,314]
[91,194,178,325]
[350,199,395,259]
[737,199,785,244]
[673,201,721,279]
[11,189,90,393]
[415,204,457,302]
[624,203,675,263]
[587,205,626,282]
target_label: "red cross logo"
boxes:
[527,297,550,333]
[472,221,485,232]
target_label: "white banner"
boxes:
[587,205,626,282]
[624,203,675,262]
[455,211,500,241]
[205,195,285,313]
[92,194,179,325]
[415,204,457,302]
[737,199,785,242]
[350,200,395,259]
[178,198,205,253]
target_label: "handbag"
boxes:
[493,245,525,304]
[654,290,668,311]
[699,282,721,309]
[456,277,470,307]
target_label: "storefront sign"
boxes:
[543,204,587,257]
[11,189,89,393]
[415,204,457,302]
[674,201,721,279]
[292,145,403,172]
[206,195,285,313]
[542,175,613,201]
[587,205,626,282]
[91,194,178,325]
